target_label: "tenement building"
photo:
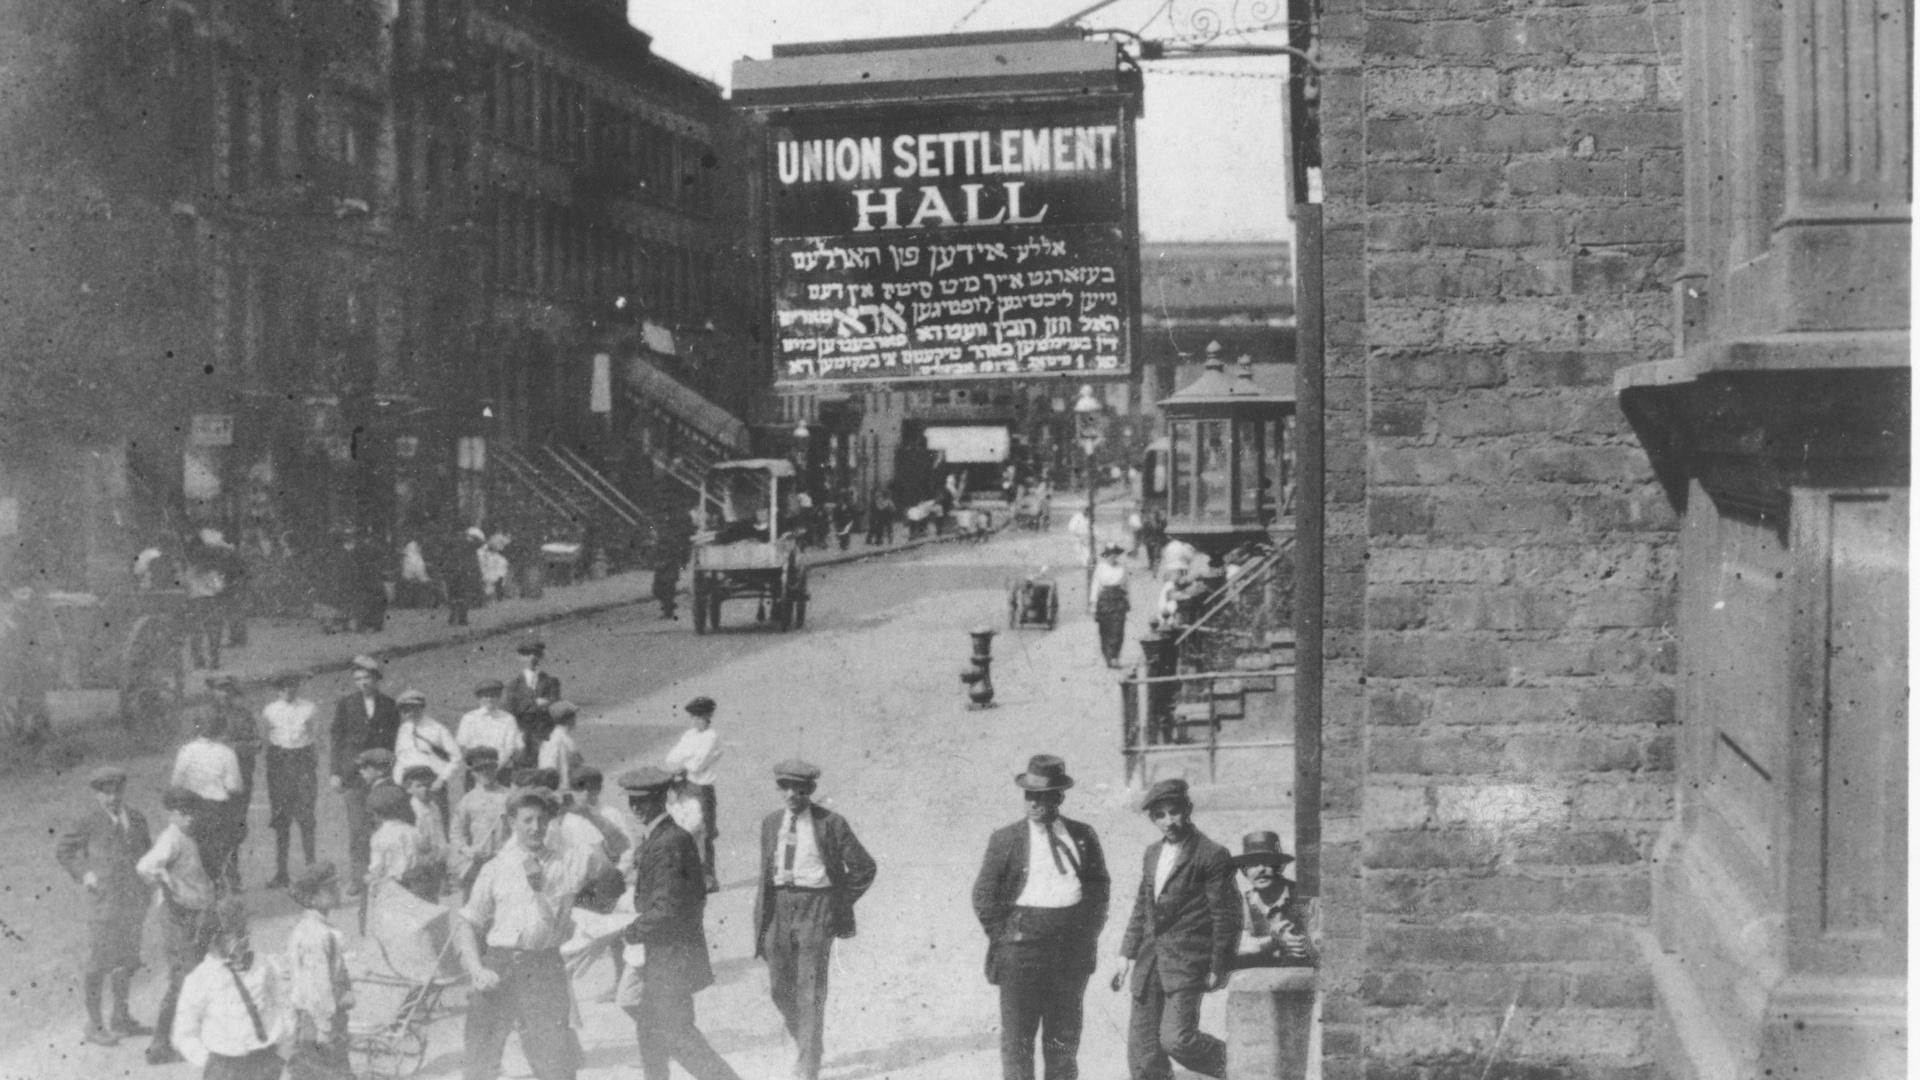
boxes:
[0,0,761,595]
[1285,0,1908,1077]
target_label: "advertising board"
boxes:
[769,103,1137,385]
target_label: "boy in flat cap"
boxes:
[395,688,461,828]
[452,747,511,895]
[331,658,400,895]
[284,862,354,1077]
[208,674,260,886]
[260,672,320,890]
[1230,831,1312,969]
[172,896,288,1077]
[618,768,742,1080]
[663,696,723,892]
[56,765,155,1045]
[457,679,523,773]
[971,755,1110,1080]
[137,786,218,1064]
[501,640,561,769]
[1113,778,1240,1080]
[753,760,877,1080]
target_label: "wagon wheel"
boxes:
[773,565,794,631]
[792,568,809,629]
[1008,589,1020,628]
[1045,588,1059,630]
[692,576,709,635]
[119,613,184,731]
[707,584,723,630]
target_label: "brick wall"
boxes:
[1313,1,1685,1077]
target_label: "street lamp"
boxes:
[1073,384,1103,587]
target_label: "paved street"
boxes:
[1,501,1288,1080]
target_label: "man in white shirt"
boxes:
[971,755,1111,1080]
[663,695,723,892]
[261,672,320,889]
[172,706,243,895]
[458,680,524,776]
[172,897,287,1077]
[456,789,593,1080]
[394,688,462,822]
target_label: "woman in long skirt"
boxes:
[1090,544,1131,668]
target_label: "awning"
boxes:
[625,356,750,454]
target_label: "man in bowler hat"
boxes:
[1113,778,1240,1080]
[754,760,877,1080]
[971,755,1110,1080]
[617,767,742,1080]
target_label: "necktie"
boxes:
[1045,826,1080,875]
[781,814,797,873]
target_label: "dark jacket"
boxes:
[971,816,1110,983]
[623,815,715,995]
[329,691,401,786]
[501,670,562,745]
[1119,828,1242,994]
[753,803,877,957]
[56,805,153,917]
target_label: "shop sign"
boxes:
[190,413,234,447]
[768,102,1137,385]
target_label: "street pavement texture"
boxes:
[0,504,1289,1080]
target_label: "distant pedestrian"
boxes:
[617,767,743,1080]
[454,788,595,1080]
[652,504,693,621]
[865,491,895,546]
[457,679,524,772]
[172,705,244,895]
[171,896,288,1078]
[971,755,1110,1080]
[137,787,218,1065]
[284,862,354,1080]
[1091,544,1131,668]
[209,673,259,888]
[663,696,722,893]
[753,760,877,1080]
[1112,778,1240,1080]
[330,657,401,896]
[55,765,155,1047]
[438,528,487,626]
[183,535,231,669]
[347,531,389,633]
[261,672,320,890]
[502,640,561,769]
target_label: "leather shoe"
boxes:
[145,1043,185,1065]
[83,1025,117,1047]
[110,1016,153,1037]
[265,874,291,890]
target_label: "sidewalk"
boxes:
[184,511,1052,693]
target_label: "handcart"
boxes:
[348,886,465,1079]
[1008,573,1060,630]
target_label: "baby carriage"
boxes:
[345,885,465,1080]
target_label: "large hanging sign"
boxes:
[769,103,1136,385]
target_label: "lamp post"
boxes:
[1073,385,1103,591]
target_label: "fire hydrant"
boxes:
[959,626,997,708]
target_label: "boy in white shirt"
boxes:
[393,688,461,823]
[402,766,449,898]
[284,862,354,1076]
[456,680,522,779]
[663,695,723,892]
[172,897,287,1076]
[451,748,510,895]
[535,700,583,793]
[260,672,320,890]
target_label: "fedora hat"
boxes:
[1014,754,1074,792]
[1231,830,1295,870]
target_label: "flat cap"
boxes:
[1139,777,1191,811]
[350,655,383,675]
[515,639,547,656]
[396,688,428,707]
[473,678,505,696]
[684,696,716,716]
[400,765,438,785]
[161,786,202,812]
[547,700,578,722]
[617,766,675,795]
[356,747,396,769]
[367,785,411,818]
[772,759,821,784]
[464,746,501,768]
[269,672,305,688]
[288,861,339,905]
[571,765,604,790]
[87,765,129,790]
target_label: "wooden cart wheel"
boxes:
[1046,588,1059,630]
[1008,589,1020,628]
[119,613,184,731]
[792,571,809,629]
[692,577,709,635]
[707,586,723,630]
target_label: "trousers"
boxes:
[342,786,371,888]
[998,962,1090,1080]
[1126,971,1224,1080]
[205,1047,284,1080]
[151,900,213,1052]
[464,948,578,1080]
[634,979,741,1080]
[762,888,835,1080]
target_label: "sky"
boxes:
[627,0,1294,244]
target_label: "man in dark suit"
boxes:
[971,755,1110,1080]
[618,768,742,1080]
[1114,778,1240,1080]
[55,766,155,1045]
[753,760,877,1080]
[501,640,561,768]
[328,655,401,896]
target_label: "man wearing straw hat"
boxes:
[971,754,1110,1080]
[1112,778,1239,1080]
